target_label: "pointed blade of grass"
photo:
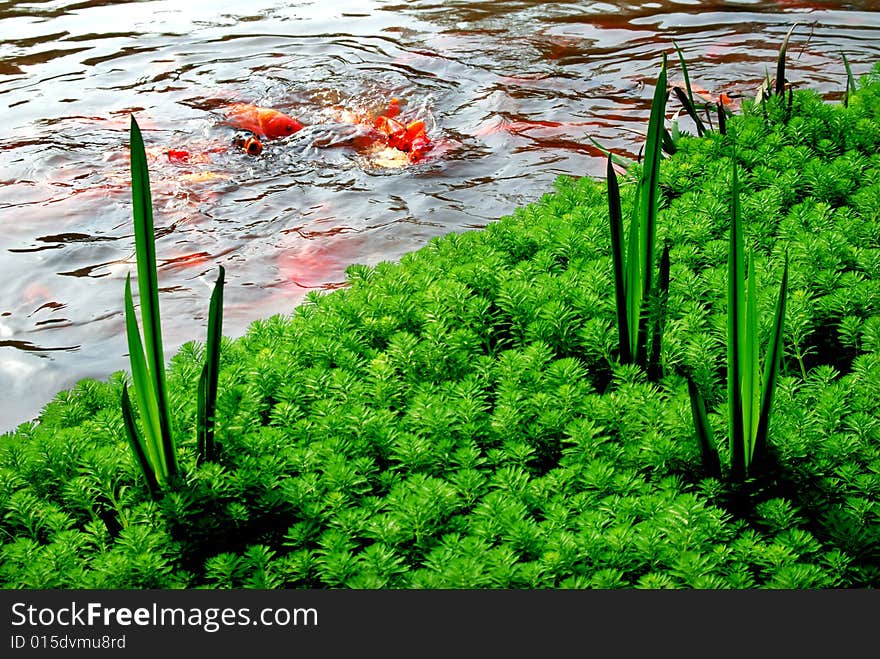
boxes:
[124,274,167,484]
[842,51,856,107]
[775,23,800,96]
[196,362,207,464]
[122,383,160,496]
[129,115,176,479]
[728,160,747,482]
[717,98,727,136]
[753,254,789,473]
[590,135,635,170]
[842,52,856,93]
[661,127,677,155]
[607,154,632,364]
[197,265,225,464]
[742,251,761,468]
[634,53,668,366]
[672,86,704,137]
[626,183,643,361]
[686,376,721,479]
[672,41,706,136]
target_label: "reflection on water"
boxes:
[1,0,879,432]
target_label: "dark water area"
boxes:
[1,0,879,433]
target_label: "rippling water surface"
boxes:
[1,0,879,432]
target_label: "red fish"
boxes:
[368,99,434,162]
[222,103,304,140]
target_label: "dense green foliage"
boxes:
[2,63,879,589]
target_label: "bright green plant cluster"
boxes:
[1,62,879,590]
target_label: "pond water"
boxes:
[2,0,879,433]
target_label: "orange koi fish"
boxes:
[222,103,304,140]
[365,98,434,163]
[321,97,434,164]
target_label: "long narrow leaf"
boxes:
[842,52,856,94]
[672,41,707,136]
[634,53,668,366]
[752,254,789,472]
[197,364,207,463]
[671,87,702,135]
[661,127,677,155]
[197,266,225,464]
[626,185,642,361]
[124,275,166,482]
[129,115,176,480]
[743,251,761,467]
[728,160,746,481]
[686,377,721,479]
[589,135,635,170]
[607,155,632,364]
[842,51,856,107]
[775,23,800,96]
[717,98,727,136]
[121,384,160,496]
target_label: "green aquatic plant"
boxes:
[121,115,177,494]
[2,60,880,591]
[197,266,225,465]
[842,51,856,107]
[607,54,668,374]
[672,41,708,137]
[687,161,789,482]
[775,23,800,97]
[122,116,226,494]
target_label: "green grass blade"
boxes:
[626,185,642,361]
[686,376,721,478]
[842,52,856,94]
[124,274,166,483]
[197,265,225,464]
[634,53,668,365]
[743,251,761,467]
[671,87,701,134]
[775,23,800,96]
[129,115,176,480]
[197,363,207,464]
[121,383,160,496]
[672,41,706,136]
[589,136,635,170]
[842,51,856,107]
[753,254,789,472]
[661,127,677,155]
[607,155,632,364]
[728,160,746,481]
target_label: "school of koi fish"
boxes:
[160,95,436,173]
